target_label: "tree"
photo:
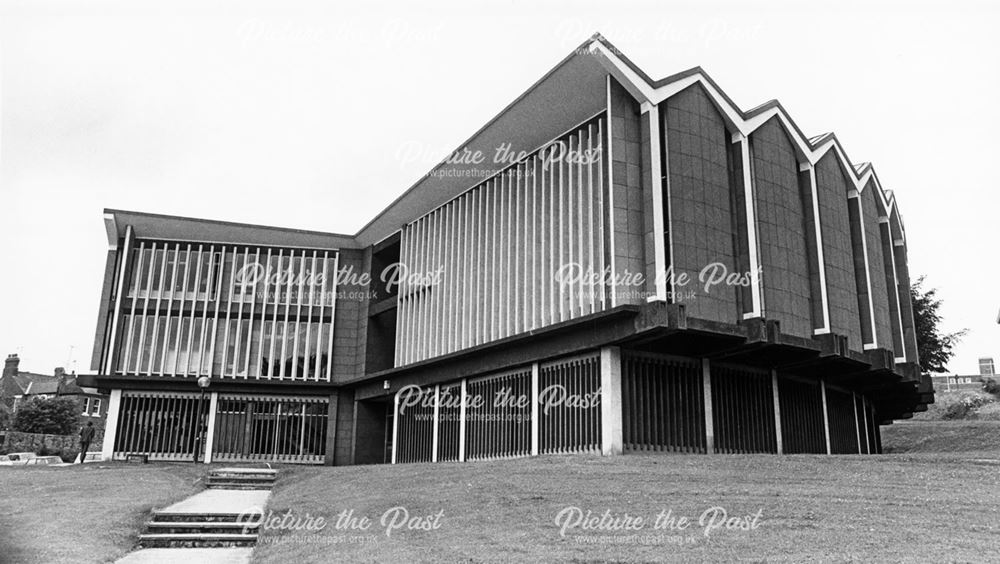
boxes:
[11,397,79,435]
[911,276,966,373]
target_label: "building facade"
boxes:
[88,35,931,465]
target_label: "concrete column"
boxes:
[852,392,862,454]
[771,371,783,454]
[531,363,539,456]
[821,379,832,455]
[702,359,714,454]
[203,392,219,464]
[600,346,623,455]
[101,389,122,461]
[431,385,440,463]
[391,391,400,464]
[862,398,871,454]
[324,392,339,466]
[458,379,467,462]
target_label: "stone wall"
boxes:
[1,430,103,461]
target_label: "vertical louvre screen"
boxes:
[113,392,204,461]
[436,384,461,462]
[466,370,532,461]
[538,355,601,455]
[396,114,609,366]
[826,388,860,454]
[778,376,826,454]
[395,387,434,464]
[621,352,705,453]
[212,395,328,464]
[711,365,777,454]
[113,243,337,382]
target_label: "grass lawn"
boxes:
[3,423,1000,563]
[0,462,208,564]
[253,451,1000,563]
[883,420,1000,453]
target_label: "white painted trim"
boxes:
[644,105,668,302]
[101,389,122,461]
[588,40,898,208]
[801,163,831,335]
[735,133,762,318]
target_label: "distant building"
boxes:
[979,357,995,377]
[1,354,108,431]
[930,374,983,393]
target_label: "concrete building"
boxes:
[87,34,931,465]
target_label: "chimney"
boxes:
[3,354,19,380]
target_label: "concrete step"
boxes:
[207,476,275,484]
[137,533,258,549]
[151,512,261,524]
[144,521,260,535]
[209,468,277,479]
[206,484,273,491]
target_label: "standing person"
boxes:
[78,422,95,464]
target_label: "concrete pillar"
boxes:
[600,347,623,455]
[862,398,871,454]
[101,389,122,461]
[531,363,539,456]
[324,392,339,466]
[391,391,399,464]
[702,359,714,454]
[458,379,467,462]
[431,385,440,463]
[203,392,219,464]
[852,392,862,454]
[821,379,832,455]
[771,371,783,454]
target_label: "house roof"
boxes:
[12,373,59,395]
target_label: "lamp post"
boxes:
[193,375,211,463]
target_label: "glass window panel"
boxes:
[127,318,141,373]
[173,251,188,292]
[261,320,274,377]
[177,317,191,374]
[225,318,238,376]
[141,318,155,374]
[186,249,201,296]
[150,249,164,293]
[152,316,167,373]
[247,320,261,378]
[117,315,132,371]
[212,319,226,375]
[188,318,203,375]
[164,316,180,374]
[201,319,215,373]
[267,254,281,304]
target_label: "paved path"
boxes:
[115,469,274,564]
[116,548,253,564]
[158,488,270,514]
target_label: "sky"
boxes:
[1,0,998,376]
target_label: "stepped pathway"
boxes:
[116,467,277,564]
